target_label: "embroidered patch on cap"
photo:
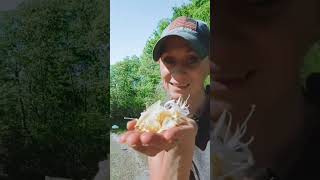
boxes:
[168,16,197,31]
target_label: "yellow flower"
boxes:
[135,97,190,133]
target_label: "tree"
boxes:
[0,0,109,179]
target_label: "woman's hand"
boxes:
[119,118,198,180]
[119,118,198,156]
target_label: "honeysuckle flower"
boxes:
[135,96,190,133]
[212,105,256,180]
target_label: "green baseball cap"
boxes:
[153,16,209,61]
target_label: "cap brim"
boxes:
[152,32,208,61]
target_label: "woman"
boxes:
[212,0,320,179]
[120,16,210,180]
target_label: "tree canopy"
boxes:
[0,0,109,179]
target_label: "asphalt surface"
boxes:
[110,133,149,180]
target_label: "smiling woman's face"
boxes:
[159,36,209,100]
[211,0,320,120]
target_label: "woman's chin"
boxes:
[170,92,189,100]
[170,93,187,99]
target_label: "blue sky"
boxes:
[110,0,191,65]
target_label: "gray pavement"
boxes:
[110,133,149,180]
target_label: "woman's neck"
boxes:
[187,91,207,115]
[247,93,306,179]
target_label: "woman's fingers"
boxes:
[120,132,164,156]
[120,131,177,156]
[119,131,131,144]
[140,132,166,145]
[131,145,162,157]
[127,119,137,130]
[163,119,198,142]
[134,134,175,156]
[125,131,142,146]
[119,130,140,145]
[120,117,198,156]
[119,119,138,144]
[141,132,179,150]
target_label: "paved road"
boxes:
[110,133,149,180]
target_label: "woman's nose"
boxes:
[171,65,187,80]
[171,65,187,75]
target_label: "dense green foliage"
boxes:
[110,0,210,130]
[0,0,109,179]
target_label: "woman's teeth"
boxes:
[169,82,190,88]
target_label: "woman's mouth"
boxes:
[212,70,256,91]
[169,82,190,89]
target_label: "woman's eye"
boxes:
[188,58,200,66]
[163,59,175,65]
